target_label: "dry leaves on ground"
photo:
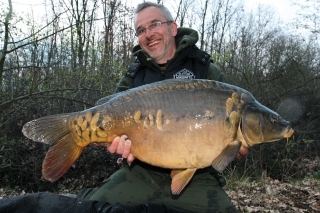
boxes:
[227,177,320,212]
[1,177,320,212]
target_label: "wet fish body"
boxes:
[22,79,294,194]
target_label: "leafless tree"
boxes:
[0,0,12,91]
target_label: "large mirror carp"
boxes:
[22,79,294,194]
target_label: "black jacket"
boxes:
[115,27,225,93]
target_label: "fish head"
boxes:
[241,104,294,147]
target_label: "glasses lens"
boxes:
[135,21,171,37]
[136,29,143,36]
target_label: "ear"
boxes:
[171,22,178,36]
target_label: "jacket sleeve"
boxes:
[114,76,134,93]
[0,192,180,213]
[206,63,227,83]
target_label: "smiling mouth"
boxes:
[148,40,160,47]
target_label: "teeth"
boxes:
[148,40,159,46]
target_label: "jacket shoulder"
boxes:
[207,63,226,82]
[114,76,133,93]
[125,59,141,78]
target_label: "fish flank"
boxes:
[22,79,294,194]
[148,114,154,126]
[134,111,141,123]
[85,111,92,122]
[156,110,163,130]
[90,113,100,131]
[80,120,87,131]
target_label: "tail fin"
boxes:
[43,133,84,182]
[22,113,84,181]
[22,113,74,145]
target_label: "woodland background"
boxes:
[0,0,319,207]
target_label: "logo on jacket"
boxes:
[173,69,195,79]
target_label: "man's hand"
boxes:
[236,146,249,160]
[108,135,135,164]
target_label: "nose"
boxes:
[145,28,155,38]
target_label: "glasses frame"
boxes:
[135,21,173,37]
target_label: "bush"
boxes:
[0,136,121,193]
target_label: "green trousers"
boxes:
[77,160,237,213]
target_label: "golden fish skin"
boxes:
[22,79,294,194]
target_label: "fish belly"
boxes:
[105,112,231,169]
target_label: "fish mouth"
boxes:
[283,128,294,138]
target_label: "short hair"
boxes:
[135,2,174,22]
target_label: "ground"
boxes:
[1,177,319,212]
[226,177,320,212]
[1,144,319,212]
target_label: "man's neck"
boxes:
[157,63,166,71]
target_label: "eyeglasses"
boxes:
[135,21,173,37]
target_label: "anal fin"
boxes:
[212,141,241,172]
[170,168,197,195]
[42,133,84,182]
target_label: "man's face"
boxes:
[134,6,177,64]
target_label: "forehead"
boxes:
[134,6,166,29]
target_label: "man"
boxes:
[78,2,248,213]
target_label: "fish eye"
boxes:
[271,117,277,124]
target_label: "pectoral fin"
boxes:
[212,141,241,172]
[170,168,197,195]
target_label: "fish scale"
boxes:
[22,79,294,194]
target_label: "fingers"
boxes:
[108,135,135,162]
[121,137,131,158]
[107,136,120,154]
[108,135,127,154]
[116,135,128,155]
[236,146,249,160]
[127,153,135,164]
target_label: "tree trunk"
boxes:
[0,0,12,92]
